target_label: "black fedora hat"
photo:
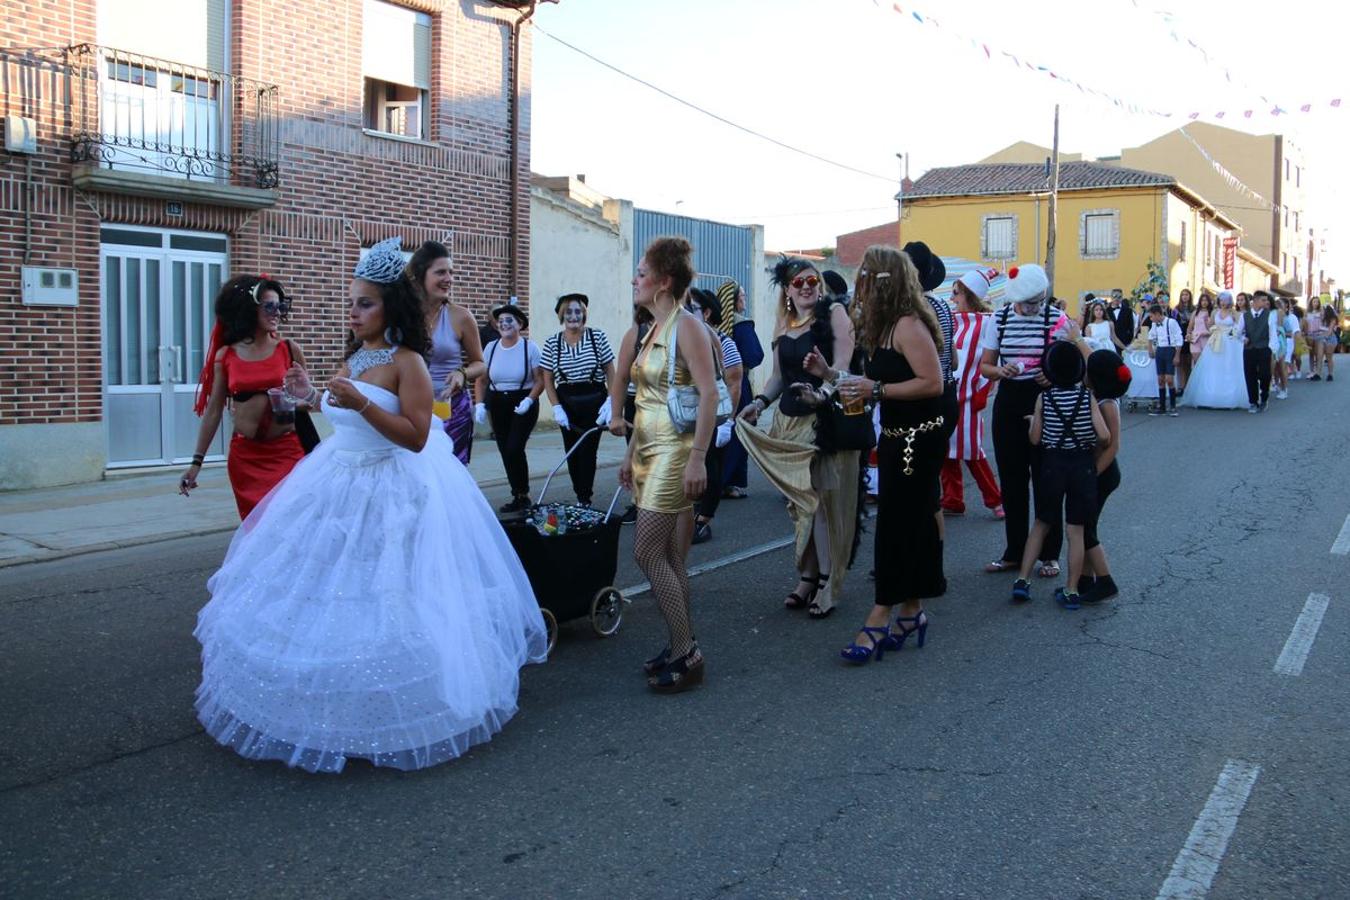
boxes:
[491,301,528,328]
[1041,340,1086,389]
[821,270,849,299]
[901,241,947,293]
[554,292,589,316]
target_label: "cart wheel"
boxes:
[590,587,623,637]
[540,607,558,655]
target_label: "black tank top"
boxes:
[866,346,943,428]
[776,330,825,417]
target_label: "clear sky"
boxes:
[529,0,1348,279]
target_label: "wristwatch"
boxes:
[871,381,885,402]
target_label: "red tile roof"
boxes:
[905,161,1175,199]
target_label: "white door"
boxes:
[101,226,228,467]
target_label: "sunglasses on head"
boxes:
[791,274,819,290]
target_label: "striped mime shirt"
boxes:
[1040,386,1097,450]
[978,304,1070,382]
[927,294,955,383]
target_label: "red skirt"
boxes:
[227,431,305,519]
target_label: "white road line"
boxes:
[1273,593,1330,677]
[1332,514,1350,556]
[1156,759,1261,900]
[619,535,795,598]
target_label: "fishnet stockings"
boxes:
[634,509,696,657]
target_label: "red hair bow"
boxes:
[1117,364,1132,384]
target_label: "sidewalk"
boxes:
[0,428,630,568]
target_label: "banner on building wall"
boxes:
[1222,237,1238,289]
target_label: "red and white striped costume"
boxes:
[948,312,993,461]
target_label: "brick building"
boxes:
[1,0,534,489]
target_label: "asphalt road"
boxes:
[2,379,1348,900]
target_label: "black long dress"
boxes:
[867,345,947,604]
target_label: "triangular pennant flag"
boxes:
[1301,104,1312,113]
[1332,98,1342,107]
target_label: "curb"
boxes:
[0,459,624,570]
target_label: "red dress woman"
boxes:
[180,275,308,519]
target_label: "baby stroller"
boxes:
[500,428,628,653]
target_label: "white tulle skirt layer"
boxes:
[1181,333,1248,409]
[195,428,548,773]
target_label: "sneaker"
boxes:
[1148,407,1162,416]
[1168,408,1179,417]
[1080,575,1118,604]
[1010,578,1031,604]
[1310,374,1322,382]
[991,504,1006,520]
[1247,404,1258,414]
[620,504,638,525]
[691,521,712,545]
[1056,590,1082,610]
[1277,389,1288,400]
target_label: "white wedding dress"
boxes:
[1181,311,1247,409]
[195,381,548,773]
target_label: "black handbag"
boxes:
[294,409,321,454]
[815,400,875,452]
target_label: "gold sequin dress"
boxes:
[630,311,696,513]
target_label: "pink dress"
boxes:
[1189,311,1211,358]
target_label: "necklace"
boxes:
[348,346,396,379]
[787,315,812,330]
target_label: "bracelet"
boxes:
[191,453,205,466]
[871,380,885,402]
[753,394,771,408]
[358,397,373,414]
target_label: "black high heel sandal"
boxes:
[648,646,704,694]
[807,572,834,619]
[642,646,671,676]
[784,574,822,610]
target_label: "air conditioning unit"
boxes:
[4,115,37,154]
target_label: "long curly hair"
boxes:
[345,277,432,361]
[215,274,290,346]
[853,245,942,354]
[405,240,451,304]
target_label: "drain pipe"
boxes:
[505,1,538,303]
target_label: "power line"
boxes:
[532,24,895,184]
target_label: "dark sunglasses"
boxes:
[261,300,290,316]
[790,274,819,290]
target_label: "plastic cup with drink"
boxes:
[267,387,297,426]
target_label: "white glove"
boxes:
[553,405,571,430]
[473,402,487,424]
[514,396,534,415]
[714,420,733,448]
[596,401,613,427]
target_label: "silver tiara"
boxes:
[355,237,406,284]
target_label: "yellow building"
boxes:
[891,160,1273,315]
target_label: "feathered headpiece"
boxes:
[769,255,814,288]
[355,237,407,284]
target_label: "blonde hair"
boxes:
[854,245,943,353]
[773,263,820,338]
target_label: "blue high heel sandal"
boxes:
[884,611,928,651]
[840,626,892,665]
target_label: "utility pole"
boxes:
[895,151,906,245]
[1045,104,1061,298]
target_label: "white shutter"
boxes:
[99,0,227,71]
[363,0,432,90]
[1084,215,1116,255]
[985,217,1014,258]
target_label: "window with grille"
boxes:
[363,0,431,140]
[1079,209,1119,259]
[981,215,1017,260]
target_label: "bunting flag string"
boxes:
[873,1,1343,121]
[1127,0,1270,102]
[1177,128,1275,210]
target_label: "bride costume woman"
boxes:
[1180,290,1248,410]
[194,238,548,773]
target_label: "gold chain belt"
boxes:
[880,416,945,475]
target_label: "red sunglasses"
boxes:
[791,274,820,290]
